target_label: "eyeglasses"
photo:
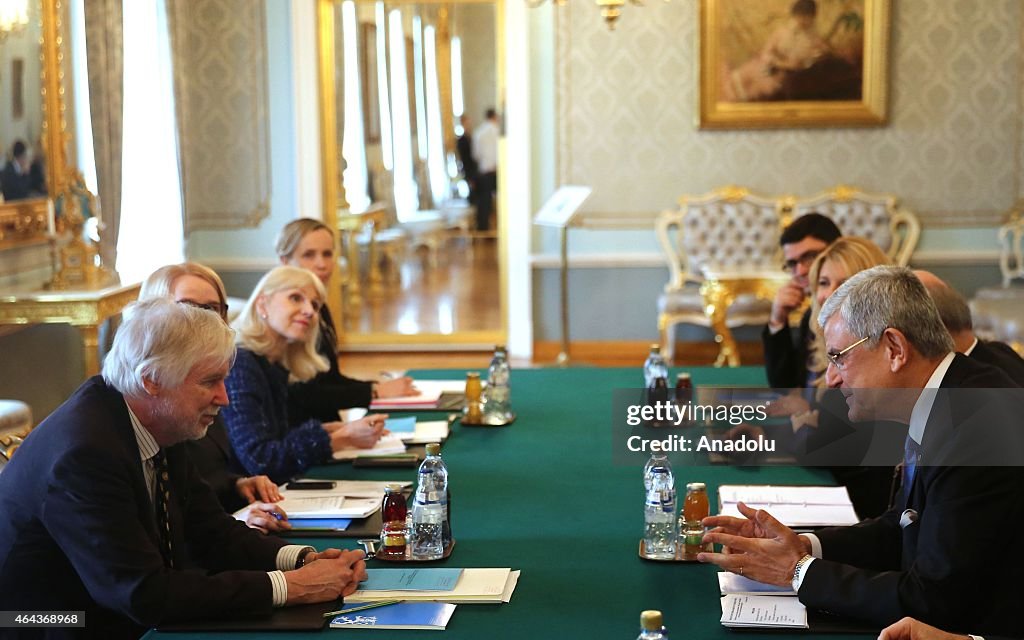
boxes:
[826,336,869,370]
[782,250,821,273]
[177,299,226,319]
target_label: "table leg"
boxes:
[701,281,740,367]
[80,324,100,378]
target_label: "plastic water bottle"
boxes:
[643,344,668,389]
[643,455,676,559]
[643,453,669,492]
[484,344,511,421]
[636,610,669,639]
[411,443,449,559]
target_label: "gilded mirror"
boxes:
[318,0,506,348]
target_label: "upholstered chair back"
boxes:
[785,186,920,266]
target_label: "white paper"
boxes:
[275,496,346,517]
[718,502,859,527]
[329,480,413,498]
[369,380,470,409]
[533,185,592,228]
[718,485,852,506]
[720,595,807,628]
[232,496,380,521]
[718,572,796,596]
[396,420,450,444]
[332,434,408,461]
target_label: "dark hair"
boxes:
[924,279,973,333]
[485,108,497,120]
[11,140,27,159]
[779,212,841,246]
[791,0,817,17]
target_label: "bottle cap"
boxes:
[385,483,404,492]
[466,372,480,379]
[495,344,506,352]
[425,443,441,456]
[640,610,663,630]
[686,482,706,491]
[649,344,660,354]
[676,372,691,380]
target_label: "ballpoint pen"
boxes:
[322,600,402,618]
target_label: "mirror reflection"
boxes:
[0,0,46,203]
[331,0,501,340]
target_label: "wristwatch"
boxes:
[791,554,814,591]
[295,548,315,569]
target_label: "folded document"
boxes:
[347,568,519,604]
[720,595,807,629]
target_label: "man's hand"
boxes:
[697,502,810,587]
[246,502,290,534]
[770,281,806,328]
[877,617,970,640]
[374,377,418,398]
[284,549,368,605]
[236,475,283,503]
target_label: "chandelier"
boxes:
[526,0,668,30]
[0,0,29,40]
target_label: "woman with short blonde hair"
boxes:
[140,262,229,320]
[223,265,388,482]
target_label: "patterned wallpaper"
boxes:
[556,0,1023,226]
[168,0,271,232]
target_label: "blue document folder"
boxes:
[329,601,456,630]
[287,517,352,531]
[361,568,463,591]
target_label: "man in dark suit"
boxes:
[0,140,34,201]
[763,212,842,388]
[456,114,477,202]
[0,299,367,638]
[916,270,1024,385]
[700,266,1024,636]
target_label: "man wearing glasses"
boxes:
[763,213,842,388]
[700,266,1024,635]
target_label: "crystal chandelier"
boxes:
[526,0,668,30]
[0,0,29,41]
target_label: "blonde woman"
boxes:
[140,263,288,533]
[275,218,416,424]
[223,266,388,482]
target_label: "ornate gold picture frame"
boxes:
[699,0,890,129]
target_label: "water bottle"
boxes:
[642,453,669,492]
[484,344,511,422]
[411,443,449,559]
[643,344,668,389]
[636,610,669,639]
[643,455,676,559]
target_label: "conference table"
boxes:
[148,367,876,640]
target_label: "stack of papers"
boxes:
[333,434,408,461]
[348,568,520,604]
[232,481,413,524]
[720,594,808,629]
[718,572,796,596]
[369,380,470,410]
[385,417,450,444]
[717,485,859,527]
[330,602,456,630]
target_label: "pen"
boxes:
[322,600,403,618]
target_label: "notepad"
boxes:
[330,601,456,630]
[395,420,450,444]
[720,594,808,629]
[718,572,796,596]
[717,485,859,527]
[332,434,408,461]
[347,568,519,604]
[361,568,464,591]
[232,496,379,523]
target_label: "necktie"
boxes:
[153,450,175,568]
[902,435,922,501]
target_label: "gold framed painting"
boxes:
[699,0,890,129]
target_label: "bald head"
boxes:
[914,270,975,352]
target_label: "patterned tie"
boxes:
[902,435,922,501]
[153,450,175,568]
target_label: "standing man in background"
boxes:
[472,108,500,233]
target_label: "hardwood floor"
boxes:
[341,236,501,336]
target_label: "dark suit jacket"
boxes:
[0,377,289,638]
[800,355,1024,636]
[287,305,374,424]
[970,339,1024,386]
[762,308,812,389]
[0,161,32,201]
[183,417,246,513]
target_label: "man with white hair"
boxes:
[698,266,1024,635]
[0,299,367,638]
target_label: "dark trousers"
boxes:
[474,171,497,232]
